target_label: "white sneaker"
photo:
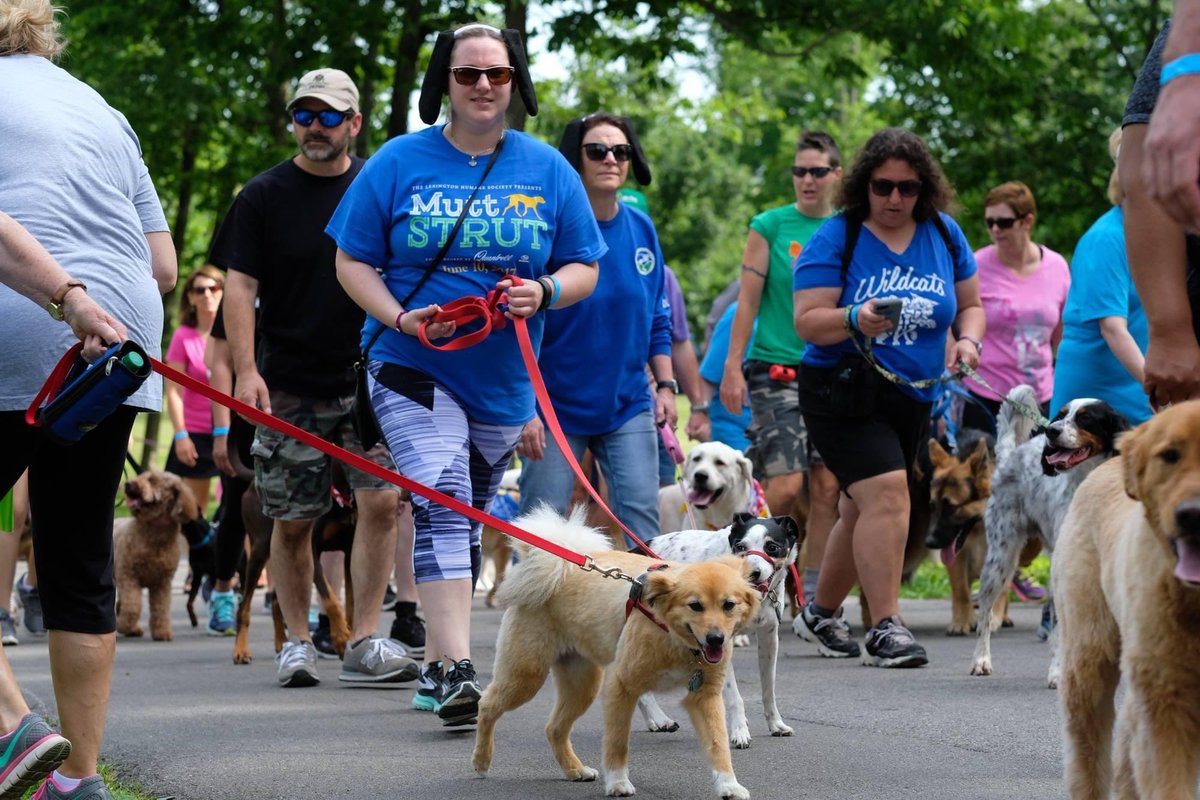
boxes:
[276,639,320,687]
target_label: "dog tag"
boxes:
[688,669,704,692]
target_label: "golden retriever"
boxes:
[1055,401,1200,799]
[114,470,202,641]
[472,505,761,799]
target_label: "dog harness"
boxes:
[624,564,670,632]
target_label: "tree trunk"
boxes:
[387,0,430,139]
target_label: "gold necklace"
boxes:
[446,125,503,168]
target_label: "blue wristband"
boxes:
[174,431,188,441]
[1161,53,1200,86]
[212,426,230,437]
[850,303,862,332]
[547,275,561,308]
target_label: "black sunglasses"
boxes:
[985,217,1019,230]
[869,179,922,198]
[792,166,834,179]
[582,143,633,162]
[449,66,515,86]
[291,109,353,128]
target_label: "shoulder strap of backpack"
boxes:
[840,215,863,282]
[928,211,959,263]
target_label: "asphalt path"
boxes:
[9,577,1067,800]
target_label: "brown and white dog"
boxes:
[114,470,203,641]
[969,387,1128,677]
[1056,402,1200,799]
[473,505,761,800]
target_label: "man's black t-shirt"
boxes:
[1124,20,1200,343]
[209,156,366,398]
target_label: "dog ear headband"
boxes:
[418,24,538,125]
[557,114,652,186]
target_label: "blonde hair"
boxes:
[1107,127,1123,206]
[0,0,64,59]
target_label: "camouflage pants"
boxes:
[251,389,397,521]
[744,360,821,479]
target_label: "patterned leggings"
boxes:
[369,362,522,583]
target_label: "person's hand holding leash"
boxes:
[498,276,541,319]
[60,286,127,362]
[948,337,981,372]
[398,304,456,340]
[516,415,545,460]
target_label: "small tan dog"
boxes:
[114,469,202,641]
[473,505,761,800]
[1056,401,1200,798]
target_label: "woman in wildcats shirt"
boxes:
[791,128,983,669]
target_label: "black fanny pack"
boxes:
[799,356,881,419]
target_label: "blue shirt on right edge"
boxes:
[1051,206,1152,424]
[793,212,977,402]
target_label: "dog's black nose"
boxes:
[124,481,140,498]
[705,632,725,648]
[1046,426,1062,442]
[748,569,762,584]
[1176,500,1200,534]
[693,471,709,486]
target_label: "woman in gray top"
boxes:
[0,2,176,797]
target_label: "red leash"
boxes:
[146,358,590,569]
[420,276,661,560]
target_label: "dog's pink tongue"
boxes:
[940,546,956,568]
[687,488,716,507]
[1047,447,1092,469]
[1175,537,1200,584]
[701,643,724,664]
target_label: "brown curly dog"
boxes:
[114,469,202,641]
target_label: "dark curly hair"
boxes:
[837,128,957,224]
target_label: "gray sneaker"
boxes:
[0,610,17,646]
[862,616,928,668]
[275,639,320,688]
[0,712,71,799]
[338,637,419,684]
[17,576,44,636]
[30,773,111,799]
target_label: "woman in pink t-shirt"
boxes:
[962,181,1070,435]
[164,265,224,512]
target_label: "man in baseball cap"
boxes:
[287,68,359,114]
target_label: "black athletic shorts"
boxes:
[798,360,931,492]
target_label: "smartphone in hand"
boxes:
[872,297,904,327]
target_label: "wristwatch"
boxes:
[46,279,87,321]
[655,379,680,394]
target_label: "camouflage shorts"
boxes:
[251,389,397,521]
[744,360,822,478]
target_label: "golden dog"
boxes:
[472,506,761,799]
[114,470,202,641]
[1056,402,1200,799]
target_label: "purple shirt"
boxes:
[664,266,690,343]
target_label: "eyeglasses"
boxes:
[449,66,515,86]
[985,217,1019,230]
[792,166,834,179]
[290,109,353,128]
[582,143,633,162]
[189,284,222,296]
[869,179,922,198]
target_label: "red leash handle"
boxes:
[417,290,508,351]
[25,341,84,427]
[149,358,590,568]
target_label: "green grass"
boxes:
[899,553,1051,600]
[17,763,156,800]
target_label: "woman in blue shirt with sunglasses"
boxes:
[516,113,675,549]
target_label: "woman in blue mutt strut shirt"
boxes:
[328,23,606,728]
[792,128,984,669]
[516,112,675,549]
